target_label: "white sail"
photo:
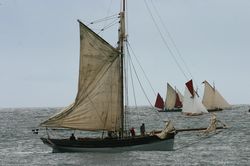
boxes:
[182,80,208,115]
[202,81,230,110]
[164,83,176,110]
[40,21,122,131]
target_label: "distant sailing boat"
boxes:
[39,0,175,152]
[182,79,208,116]
[154,83,183,112]
[202,80,231,112]
[164,83,183,112]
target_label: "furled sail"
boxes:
[182,80,208,115]
[202,80,230,110]
[40,21,122,131]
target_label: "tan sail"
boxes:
[40,21,122,131]
[164,83,176,110]
[202,80,230,110]
[39,0,176,153]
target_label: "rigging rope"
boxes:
[101,0,114,30]
[150,0,194,81]
[83,13,120,35]
[126,44,140,123]
[126,48,153,107]
[127,48,137,107]
[126,43,163,120]
[149,0,201,89]
[97,19,119,34]
[143,0,189,81]
[88,14,119,25]
[127,41,157,97]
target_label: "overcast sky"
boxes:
[1,0,250,107]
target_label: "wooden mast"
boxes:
[119,0,126,137]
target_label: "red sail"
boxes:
[175,92,183,108]
[185,79,194,97]
[154,93,164,110]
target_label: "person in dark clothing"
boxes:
[130,127,135,137]
[140,123,145,136]
[70,133,76,141]
[108,131,113,138]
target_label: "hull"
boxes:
[182,112,203,116]
[158,108,182,112]
[41,133,175,153]
[208,108,223,112]
[164,108,182,112]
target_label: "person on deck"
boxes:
[140,123,145,136]
[70,133,76,141]
[130,127,135,137]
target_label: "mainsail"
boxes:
[182,80,208,115]
[165,83,183,110]
[40,21,122,131]
[202,80,230,110]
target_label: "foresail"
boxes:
[155,93,164,110]
[214,89,230,109]
[175,92,183,108]
[176,89,183,102]
[40,21,122,131]
[165,83,176,109]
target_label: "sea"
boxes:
[0,105,249,166]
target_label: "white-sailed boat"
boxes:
[182,79,208,116]
[164,83,183,112]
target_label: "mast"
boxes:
[119,0,126,137]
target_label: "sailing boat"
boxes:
[202,80,231,112]
[164,83,183,112]
[39,0,176,152]
[182,79,208,116]
[154,84,183,112]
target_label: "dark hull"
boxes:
[208,108,223,112]
[41,132,175,152]
[158,108,182,112]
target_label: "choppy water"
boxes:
[0,105,249,165]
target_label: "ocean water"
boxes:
[0,105,249,166]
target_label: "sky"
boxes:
[0,0,250,107]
